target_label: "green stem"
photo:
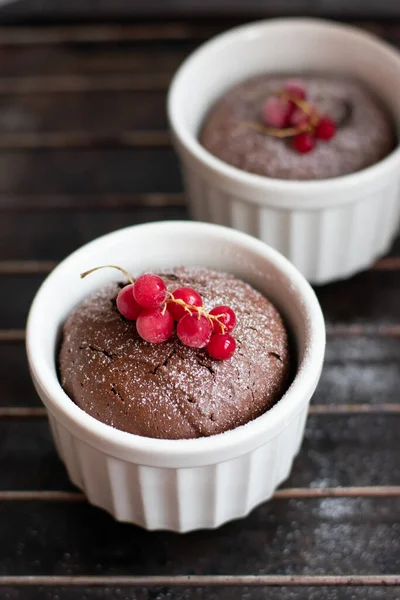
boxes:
[80,264,134,285]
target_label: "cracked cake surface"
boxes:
[59,267,291,439]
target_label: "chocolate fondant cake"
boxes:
[59,267,291,439]
[199,74,395,180]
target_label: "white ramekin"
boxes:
[26,221,325,532]
[168,18,400,284]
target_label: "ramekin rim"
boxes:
[167,17,400,202]
[26,221,325,465]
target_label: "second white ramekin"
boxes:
[168,18,400,284]
[26,221,325,532]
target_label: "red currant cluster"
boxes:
[81,265,237,361]
[259,79,336,153]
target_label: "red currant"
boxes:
[116,284,142,320]
[289,107,310,127]
[177,314,212,348]
[207,334,236,360]
[292,132,315,153]
[168,287,203,321]
[133,273,167,309]
[209,305,236,334]
[261,96,292,128]
[315,116,336,141]
[136,307,174,344]
[284,79,307,100]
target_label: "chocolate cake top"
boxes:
[59,267,291,439]
[199,74,395,180]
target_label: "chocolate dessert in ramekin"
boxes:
[199,74,395,180]
[59,267,291,439]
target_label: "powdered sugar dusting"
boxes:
[59,267,291,439]
[199,73,396,180]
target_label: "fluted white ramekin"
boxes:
[168,18,400,284]
[26,221,325,532]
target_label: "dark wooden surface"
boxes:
[1,0,400,21]
[0,17,399,600]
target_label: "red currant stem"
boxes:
[280,92,318,117]
[160,298,172,316]
[165,292,194,316]
[244,121,312,138]
[245,90,326,140]
[165,295,228,333]
[309,112,320,128]
[282,92,323,130]
[80,264,134,285]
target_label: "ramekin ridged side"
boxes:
[168,19,400,284]
[182,164,400,283]
[27,221,325,532]
[46,407,308,532]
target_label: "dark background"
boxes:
[0,0,399,22]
